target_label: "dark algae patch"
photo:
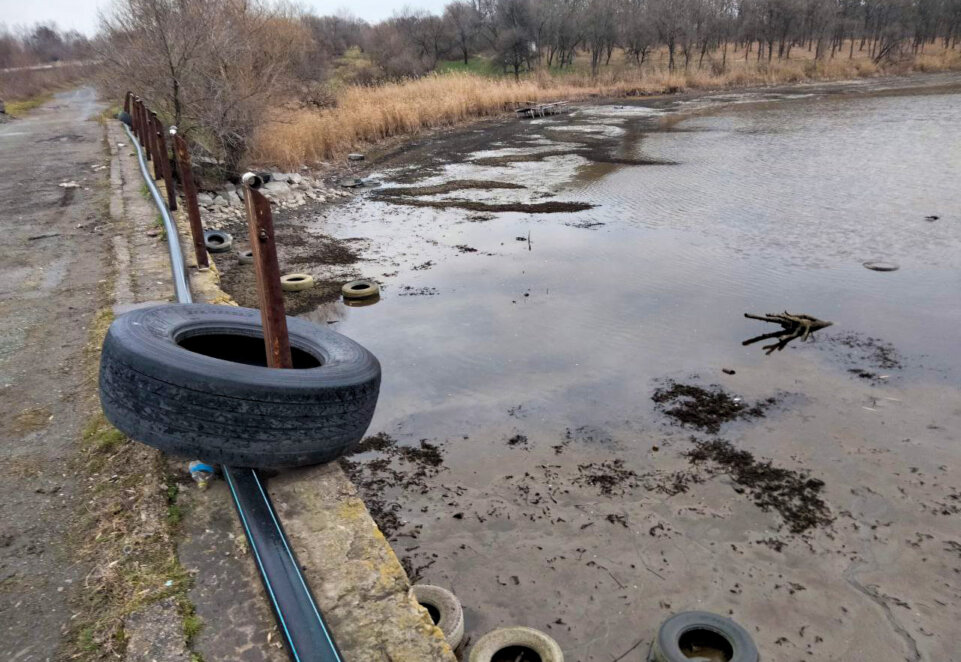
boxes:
[826,332,903,381]
[575,459,640,496]
[380,197,595,214]
[374,179,526,197]
[686,439,832,533]
[340,434,446,538]
[652,381,776,433]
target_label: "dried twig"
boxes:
[743,311,833,354]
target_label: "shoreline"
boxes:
[250,50,961,169]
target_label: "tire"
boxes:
[862,260,899,272]
[238,250,254,265]
[281,274,315,292]
[648,612,758,662]
[342,279,380,299]
[412,585,464,650]
[469,627,563,662]
[204,230,233,253]
[98,304,380,469]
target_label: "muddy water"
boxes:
[311,87,960,432]
[302,78,961,660]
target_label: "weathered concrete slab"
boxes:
[272,464,454,660]
[124,598,193,662]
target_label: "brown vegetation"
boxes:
[0,25,94,110]
[251,45,960,166]
[80,0,961,173]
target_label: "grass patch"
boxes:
[4,93,53,117]
[436,57,497,76]
[180,599,204,643]
[65,304,202,660]
[154,214,168,240]
[82,414,127,454]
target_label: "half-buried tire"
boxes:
[99,303,381,469]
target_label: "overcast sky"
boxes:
[0,0,449,36]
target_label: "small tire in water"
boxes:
[98,304,380,469]
[204,230,233,253]
[862,260,899,272]
[648,611,758,662]
[469,627,563,662]
[281,273,315,292]
[342,279,380,299]
[412,584,464,650]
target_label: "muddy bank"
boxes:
[215,204,365,315]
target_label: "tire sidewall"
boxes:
[651,612,758,662]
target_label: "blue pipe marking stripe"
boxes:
[251,470,343,660]
[225,467,303,662]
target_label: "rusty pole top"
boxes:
[242,173,293,370]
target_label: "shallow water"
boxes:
[309,88,961,436]
[300,79,961,658]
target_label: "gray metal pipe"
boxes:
[122,123,192,304]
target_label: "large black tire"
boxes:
[649,611,758,662]
[99,304,380,469]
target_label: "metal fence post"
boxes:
[152,113,177,210]
[242,174,293,369]
[123,91,132,114]
[147,111,163,180]
[134,98,148,153]
[170,129,209,270]
[130,96,140,144]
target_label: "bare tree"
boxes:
[446,1,483,64]
[582,0,619,75]
[621,0,657,66]
[492,0,537,78]
[99,0,309,174]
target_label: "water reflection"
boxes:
[315,85,961,436]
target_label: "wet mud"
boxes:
[215,206,363,315]
[374,179,526,197]
[377,197,595,214]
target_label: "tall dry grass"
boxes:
[251,44,961,168]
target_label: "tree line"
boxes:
[94,0,960,172]
[0,24,93,69]
[325,0,961,79]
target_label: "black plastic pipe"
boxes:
[224,467,345,662]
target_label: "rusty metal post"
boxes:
[147,111,163,180]
[123,91,131,114]
[171,129,208,270]
[130,97,141,144]
[152,113,177,210]
[134,98,148,152]
[242,173,293,369]
[139,100,151,154]
[139,101,153,164]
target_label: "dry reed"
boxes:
[251,45,961,168]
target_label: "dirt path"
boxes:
[0,87,108,660]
